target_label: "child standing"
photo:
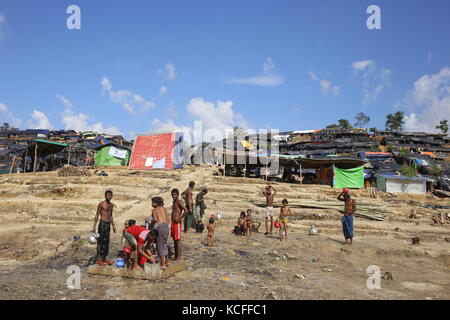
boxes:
[207,218,215,246]
[278,199,292,241]
[245,209,253,237]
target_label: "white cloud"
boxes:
[427,52,433,63]
[166,63,176,80]
[28,110,53,129]
[157,63,177,80]
[56,94,122,135]
[101,77,112,91]
[0,102,22,127]
[263,57,275,73]
[307,72,340,96]
[56,94,72,108]
[225,74,284,87]
[0,14,6,39]
[159,86,168,97]
[101,77,156,114]
[351,60,374,73]
[62,108,121,135]
[150,97,249,144]
[403,67,450,132]
[225,58,284,87]
[186,97,248,133]
[351,60,391,106]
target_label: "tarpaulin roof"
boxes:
[94,143,131,151]
[333,166,365,189]
[33,139,68,147]
[359,152,392,158]
[27,139,68,158]
[376,172,430,181]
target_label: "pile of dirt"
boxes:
[57,165,91,177]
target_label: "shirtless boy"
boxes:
[151,196,170,269]
[262,184,277,235]
[171,189,187,261]
[207,218,215,246]
[245,209,253,237]
[91,190,116,266]
[181,181,195,233]
[278,199,292,241]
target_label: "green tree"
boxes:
[435,120,448,134]
[354,112,370,128]
[399,165,417,178]
[326,119,353,130]
[227,126,247,139]
[385,111,405,131]
[369,127,377,133]
[0,123,19,132]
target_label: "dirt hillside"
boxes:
[0,165,449,300]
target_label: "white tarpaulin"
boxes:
[109,146,127,159]
[153,158,166,169]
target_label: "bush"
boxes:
[399,165,417,177]
[427,165,443,177]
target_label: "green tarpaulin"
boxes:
[94,146,130,166]
[333,166,364,189]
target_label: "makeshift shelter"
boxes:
[94,144,130,166]
[376,173,427,194]
[128,132,184,170]
[333,166,365,189]
[27,139,68,172]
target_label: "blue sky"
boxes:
[1,0,450,140]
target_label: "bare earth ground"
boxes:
[0,164,449,300]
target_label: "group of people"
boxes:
[234,184,293,241]
[235,183,356,244]
[91,181,357,270]
[91,182,215,270]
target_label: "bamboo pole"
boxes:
[9,156,16,174]
[33,143,38,172]
[300,163,303,185]
[265,157,268,181]
[23,149,28,173]
[223,151,226,176]
[67,146,71,165]
[244,154,247,178]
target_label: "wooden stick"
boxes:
[33,143,38,172]
[67,146,71,165]
[9,155,16,174]
[23,149,28,173]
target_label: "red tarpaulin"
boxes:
[129,133,181,170]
